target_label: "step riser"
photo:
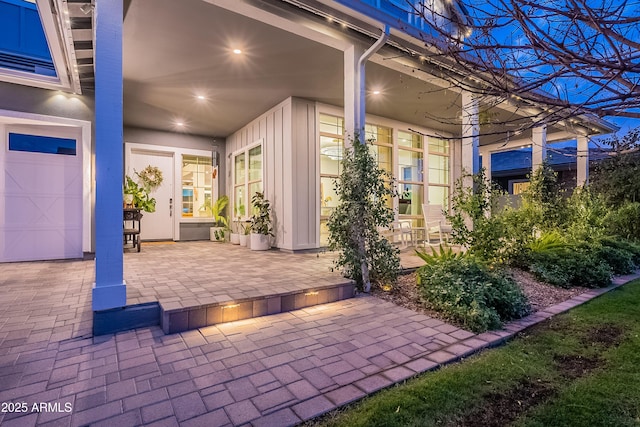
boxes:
[161,282,356,334]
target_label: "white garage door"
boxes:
[1,129,83,262]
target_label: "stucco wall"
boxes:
[0,81,94,122]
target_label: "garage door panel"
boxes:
[4,195,82,226]
[1,130,83,262]
[2,227,82,262]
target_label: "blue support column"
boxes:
[93,0,126,311]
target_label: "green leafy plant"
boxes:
[417,257,530,333]
[591,127,640,206]
[250,192,273,236]
[598,237,640,264]
[415,244,466,271]
[447,168,507,263]
[327,136,400,292]
[565,186,608,243]
[124,175,156,213]
[605,202,640,241]
[529,248,612,288]
[210,196,229,228]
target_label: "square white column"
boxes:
[344,44,364,143]
[93,0,126,311]
[532,125,548,170]
[577,135,589,186]
[461,91,480,187]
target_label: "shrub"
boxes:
[592,245,636,275]
[417,258,531,333]
[599,237,640,265]
[565,187,609,243]
[447,169,507,263]
[529,248,612,288]
[605,202,640,241]
[521,161,568,232]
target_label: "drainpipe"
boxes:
[355,25,390,137]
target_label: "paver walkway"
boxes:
[1,244,637,426]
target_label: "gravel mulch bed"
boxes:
[371,268,589,326]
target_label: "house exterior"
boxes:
[0,0,617,312]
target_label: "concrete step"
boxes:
[160,281,356,334]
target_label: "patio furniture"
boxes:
[422,203,452,246]
[378,220,414,248]
[123,208,142,252]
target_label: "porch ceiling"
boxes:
[122,0,463,138]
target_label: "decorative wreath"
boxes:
[137,165,163,190]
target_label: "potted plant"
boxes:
[239,222,251,247]
[209,195,229,242]
[399,189,411,215]
[230,214,241,245]
[249,192,273,251]
[124,175,156,212]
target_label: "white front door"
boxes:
[128,150,174,241]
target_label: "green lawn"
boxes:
[313,279,640,427]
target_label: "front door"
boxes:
[128,150,174,241]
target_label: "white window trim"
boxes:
[231,138,264,221]
[124,143,218,242]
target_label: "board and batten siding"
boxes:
[225,97,318,251]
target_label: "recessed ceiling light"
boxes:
[233,49,242,55]
[176,121,184,127]
[373,90,381,95]
[196,95,206,100]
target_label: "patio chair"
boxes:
[422,203,452,246]
[378,220,414,248]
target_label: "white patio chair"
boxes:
[378,220,414,248]
[422,203,452,246]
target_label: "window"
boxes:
[398,131,424,226]
[365,123,393,209]
[9,132,76,155]
[428,138,450,209]
[319,114,343,245]
[181,155,213,218]
[0,0,55,77]
[233,142,263,219]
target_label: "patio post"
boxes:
[532,125,548,171]
[576,134,589,186]
[344,44,363,143]
[461,90,480,188]
[92,0,126,311]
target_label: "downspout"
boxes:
[353,25,390,294]
[355,25,390,136]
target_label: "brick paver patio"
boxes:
[1,243,637,426]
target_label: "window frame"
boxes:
[231,139,264,221]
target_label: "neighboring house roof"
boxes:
[491,146,613,176]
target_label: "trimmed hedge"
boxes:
[417,258,531,333]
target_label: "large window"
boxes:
[317,112,451,246]
[428,138,450,209]
[182,155,212,218]
[319,114,344,245]
[398,131,424,226]
[233,143,263,219]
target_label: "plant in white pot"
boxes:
[249,192,273,251]
[209,195,229,242]
[239,222,251,247]
[229,214,241,245]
